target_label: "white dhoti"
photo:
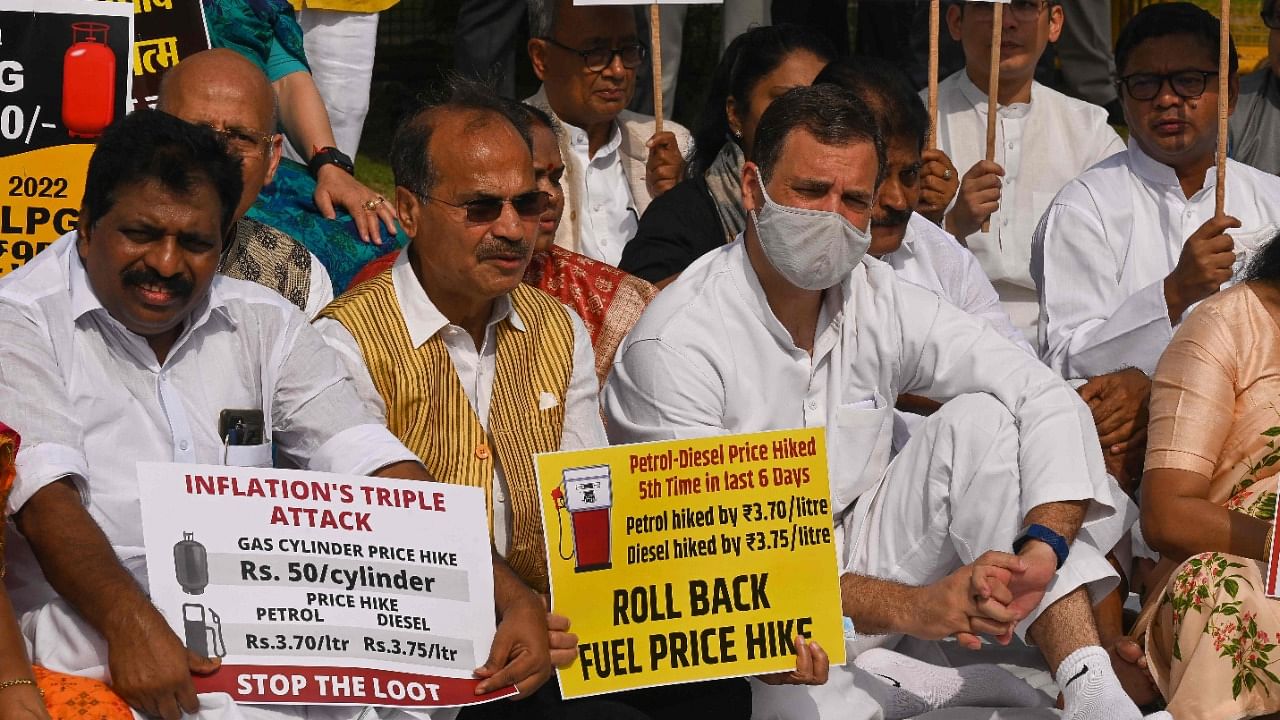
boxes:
[752,393,1134,719]
[286,9,379,162]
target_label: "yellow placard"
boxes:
[0,144,93,276]
[536,428,845,699]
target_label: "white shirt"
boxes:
[931,72,1125,337]
[604,240,1117,566]
[0,234,416,606]
[883,213,1033,354]
[304,252,334,319]
[1033,139,1280,379]
[317,250,607,555]
[565,121,639,266]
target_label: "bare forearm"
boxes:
[839,573,916,636]
[1023,500,1087,543]
[372,461,431,482]
[0,586,35,680]
[273,71,337,161]
[13,479,152,641]
[1145,495,1269,563]
[492,552,541,619]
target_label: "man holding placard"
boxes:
[0,110,553,720]
[606,83,1168,720]
[525,0,691,266]
[1034,2,1280,382]
[933,0,1125,344]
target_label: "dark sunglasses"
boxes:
[1118,70,1218,101]
[543,37,647,73]
[414,190,551,223]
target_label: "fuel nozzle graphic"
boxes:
[173,532,208,595]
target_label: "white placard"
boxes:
[139,462,517,708]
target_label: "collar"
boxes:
[956,72,1034,120]
[389,249,525,350]
[729,236,849,357]
[67,238,229,334]
[1126,136,1219,191]
[566,118,622,160]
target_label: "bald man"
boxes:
[158,49,334,317]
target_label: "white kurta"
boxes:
[1033,139,1280,379]
[316,250,607,555]
[883,213,1032,354]
[0,235,424,720]
[930,72,1125,340]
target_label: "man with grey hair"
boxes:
[525,0,691,267]
[606,83,1167,720]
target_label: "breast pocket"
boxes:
[223,443,273,468]
[830,393,894,514]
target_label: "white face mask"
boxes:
[749,168,873,291]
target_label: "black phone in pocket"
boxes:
[218,409,265,446]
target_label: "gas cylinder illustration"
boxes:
[173,532,209,595]
[183,603,227,658]
[551,465,613,573]
[62,22,116,139]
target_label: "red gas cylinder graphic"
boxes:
[62,22,116,139]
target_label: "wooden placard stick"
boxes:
[982,1,1003,233]
[1216,0,1230,217]
[928,0,941,149]
[650,3,664,134]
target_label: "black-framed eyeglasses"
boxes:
[542,37,647,72]
[204,124,275,157]
[413,190,551,223]
[964,0,1050,23]
[1118,70,1218,101]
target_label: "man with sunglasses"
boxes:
[933,0,1125,345]
[1034,2,1280,381]
[156,49,334,318]
[1229,0,1280,174]
[315,82,606,719]
[525,0,691,267]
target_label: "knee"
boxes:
[927,393,1015,443]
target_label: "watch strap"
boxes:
[307,146,354,178]
[1012,523,1069,569]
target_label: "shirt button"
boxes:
[475,444,491,460]
[159,372,168,382]
[179,440,189,451]
[806,400,818,410]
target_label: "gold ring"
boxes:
[362,196,385,212]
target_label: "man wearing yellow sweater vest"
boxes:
[314,76,604,661]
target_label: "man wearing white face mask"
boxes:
[605,85,1166,720]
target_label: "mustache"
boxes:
[122,267,194,298]
[475,237,530,261]
[872,207,913,228]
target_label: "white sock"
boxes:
[853,647,1047,719]
[1057,645,1172,720]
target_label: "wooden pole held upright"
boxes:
[982,2,1003,233]
[650,3,664,135]
[1216,0,1230,217]
[928,0,941,149]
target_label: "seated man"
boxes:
[934,0,1124,341]
[0,110,550,720]
[157,49,334,318]
[1035,2,1280,381]
[605,84,1163,720]
[1228,0,1280,174]
[525,0,690,266]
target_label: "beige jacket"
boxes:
[527,87,691,255]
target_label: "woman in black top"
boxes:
[620,25,836,286]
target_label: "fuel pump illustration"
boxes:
[62,22,117,139]
[551,465,613,573]
[183,603,226,659]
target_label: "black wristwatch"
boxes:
[307,146,354,178]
